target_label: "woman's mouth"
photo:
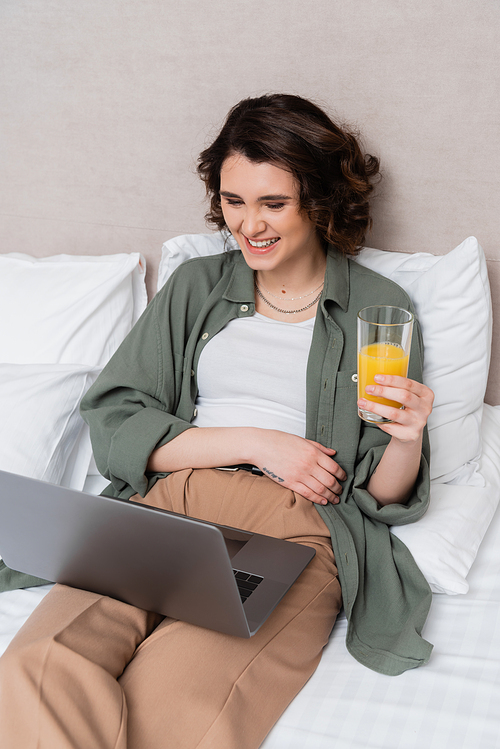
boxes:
[244,236,280,254]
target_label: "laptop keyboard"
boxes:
[233,569,264,603]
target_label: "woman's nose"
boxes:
[242,208,266,237]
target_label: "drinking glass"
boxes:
[357,305,414,423]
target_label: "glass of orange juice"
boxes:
[357,306,414,423]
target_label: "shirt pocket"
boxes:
[335,369,359,395]
[174,352,187,374]
[332,369,360,472]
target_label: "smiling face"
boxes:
[219,153,324,276]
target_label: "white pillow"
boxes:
[59,423,94,491]
[157,232,238,291]
[159,234,492,485]
[0,252,148,490]
[356,237,492,485]
[0,363,99,486]
[392,404,500,594]
[0,253,147,366]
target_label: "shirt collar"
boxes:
[323,247,350,312]
[223,246,350,311]
[223,251,257,303]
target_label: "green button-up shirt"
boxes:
[78,247,432,675]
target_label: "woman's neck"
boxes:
[255,253,327,299]
[253,252,327,323]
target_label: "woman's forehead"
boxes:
[220,154,298,197]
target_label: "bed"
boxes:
[1,1,499,746]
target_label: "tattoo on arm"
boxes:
[262,467,284,483]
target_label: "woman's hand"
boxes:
[358,374,434,443]
[357,374,434,505]
[250,431,346,506]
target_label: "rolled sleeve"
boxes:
[80,284,196,498]
[352,442,431,526]
[107,407,195,496]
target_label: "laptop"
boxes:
[0,469,315,638]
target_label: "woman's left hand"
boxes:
[357,374,434,442]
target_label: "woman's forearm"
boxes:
[146,427,347,506]
[146,426,260,473]
[366,435,423,506]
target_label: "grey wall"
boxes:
[1,0,499,401]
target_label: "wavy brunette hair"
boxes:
[197,94,380,257]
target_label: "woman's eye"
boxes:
[266,203,285,210]
[225,199,243,207]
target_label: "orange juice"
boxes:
[358,342,409,408]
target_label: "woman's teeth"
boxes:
[247,237,279,248]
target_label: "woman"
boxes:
[0,94,434,749]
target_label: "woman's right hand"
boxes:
[250,430,346,506]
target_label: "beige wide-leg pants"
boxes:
[0,468,341,749]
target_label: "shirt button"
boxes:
[240,304,249,313]
[351,373,358,382]
[193,408,198,417]
[201,332,209,340]
[191,369,195,377]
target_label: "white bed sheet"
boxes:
[262,404,500,749]
[1,406,499,749]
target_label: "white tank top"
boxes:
[192,312,314,437]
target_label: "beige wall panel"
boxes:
[0,214,168,298]
[1,0,498,400]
